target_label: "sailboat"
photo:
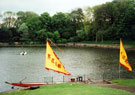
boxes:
[119,39,132,72]
[5,39,70,89]
[45,39,71,75]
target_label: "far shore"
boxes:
[0,42,135,51]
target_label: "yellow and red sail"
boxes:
[45,40,71,75]
[120,40,132,72]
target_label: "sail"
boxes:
[45,40,71,75]
[120,40,132,72]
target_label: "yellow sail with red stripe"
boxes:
[120,40,132,72]
[45,40,71,75]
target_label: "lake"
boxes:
[0,46,135,92]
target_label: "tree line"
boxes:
[0,0,135,44]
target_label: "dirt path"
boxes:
[86,80,135,93]
[94,84,135,93]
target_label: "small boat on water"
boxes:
[20,51,27,55]
[5,39,70,89]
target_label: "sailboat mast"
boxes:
[119,62,121,79]
[119,39,121,79]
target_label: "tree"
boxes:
[16,11,26,28]
[46,32,54,42]
[18,23,29,42]
[0,27,12,42]
[70,8,84,31]
[93,3,115,42]
[83,7,94,40]
[26,16,42,41]
[76,29,86,41]
[84,7,94,23]
[54,31,60,42]
[113,0,135,40]
[52,12,74,39]
[16,11,39,29]
[36,29,47,43]
[40,12,51,32]
[0,13,2,28]
[2,11,17,28]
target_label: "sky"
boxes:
[0,0,113,16]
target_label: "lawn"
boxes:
[112,79,135,87]
[0,83,132,95]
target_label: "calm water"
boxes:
[0,46,135,92]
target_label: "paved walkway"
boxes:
[95,84,135,93]
[87,80,135,93]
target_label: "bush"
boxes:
[61,38,67,43]
[56,38,67,43]
[68,37,75,42]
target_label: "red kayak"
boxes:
[5,81,46,87]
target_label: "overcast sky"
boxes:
[0,0,113,16]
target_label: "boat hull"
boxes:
[5,82,46,87]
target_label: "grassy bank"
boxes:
[0,83,132,95]
[112,79,135,87]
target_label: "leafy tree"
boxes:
[70,8,84,32]
[1,0,135,43]
[0,13,2,28]
[26,16,42,41]
[0,27,11,42]
[113,0,135,40]
[54,31,60,42]
[10,27,20,42]
[40,12,51,32]
[93,2,115,42]
[36,29,47,43]
[18,23,29,42]
[52,12,75,39]
[83,7,94,40]
[16,11,26,28]
[76,30,86,41]
[2,11,17,28]
[46,32,54,42]
[16,11,39,29]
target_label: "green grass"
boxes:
[0,83,132,95]
[112,79,135,87]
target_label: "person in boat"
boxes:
[19,81,22,84]
[21,51,26,55]
[21,51,24,55]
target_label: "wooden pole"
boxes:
[119,38,121,79]
[119,63,121,79]
[52,76,53,84]
[63,76,64,83]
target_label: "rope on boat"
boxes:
[47,38,64,53]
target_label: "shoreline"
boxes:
[0,43,135,51]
